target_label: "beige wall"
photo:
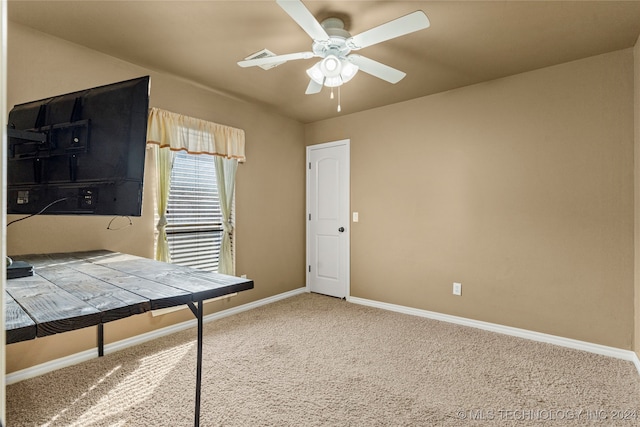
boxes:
[306,49,635,349]
[5,22,306,372]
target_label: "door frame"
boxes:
[306,139,350,298]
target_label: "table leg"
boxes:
[97,323,104,357]
[187,301,204,427]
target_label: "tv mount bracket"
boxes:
[7,120,91,158]
[7,119,91,183]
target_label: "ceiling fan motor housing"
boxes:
[312,17,352,60]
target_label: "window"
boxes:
[165,151,232,272]
[148,108,244,274]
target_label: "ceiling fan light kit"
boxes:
[306,55,359,88]
[238,0,430,112]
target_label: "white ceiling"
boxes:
[8,1,640,123]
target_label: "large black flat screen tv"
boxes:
[6,76,150,216]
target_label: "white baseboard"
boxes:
[632,352,640,375]
[6,287,307,385]
[348,296,640,377]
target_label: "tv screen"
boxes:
[6,76,150,216]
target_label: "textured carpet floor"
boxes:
[6,293,640,426]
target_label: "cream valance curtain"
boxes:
[146,107,246,161]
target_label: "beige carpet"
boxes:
[6,293,640,426]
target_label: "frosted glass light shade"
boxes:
[306,63,325,85]
[306,56,360,88]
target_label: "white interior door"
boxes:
[307,140,350,298]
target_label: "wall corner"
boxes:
[634,33,640,360]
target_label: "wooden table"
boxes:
[5,250,254,427]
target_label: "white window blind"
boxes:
[166,151,229,272]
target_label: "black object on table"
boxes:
[6,260,34,279]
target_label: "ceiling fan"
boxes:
[238,0,430,98]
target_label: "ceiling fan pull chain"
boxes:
[330,87,334,99]
[337,86,342,112]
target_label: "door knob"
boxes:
[338,227,345,233]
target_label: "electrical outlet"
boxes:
[453,282,462,296]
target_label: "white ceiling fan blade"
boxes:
[347,11,430,50]
[305,79,323,94]
[276,0,330,42]
[347,54,406,84]
[237,51,314,68]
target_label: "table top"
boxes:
[5,250,254,344]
